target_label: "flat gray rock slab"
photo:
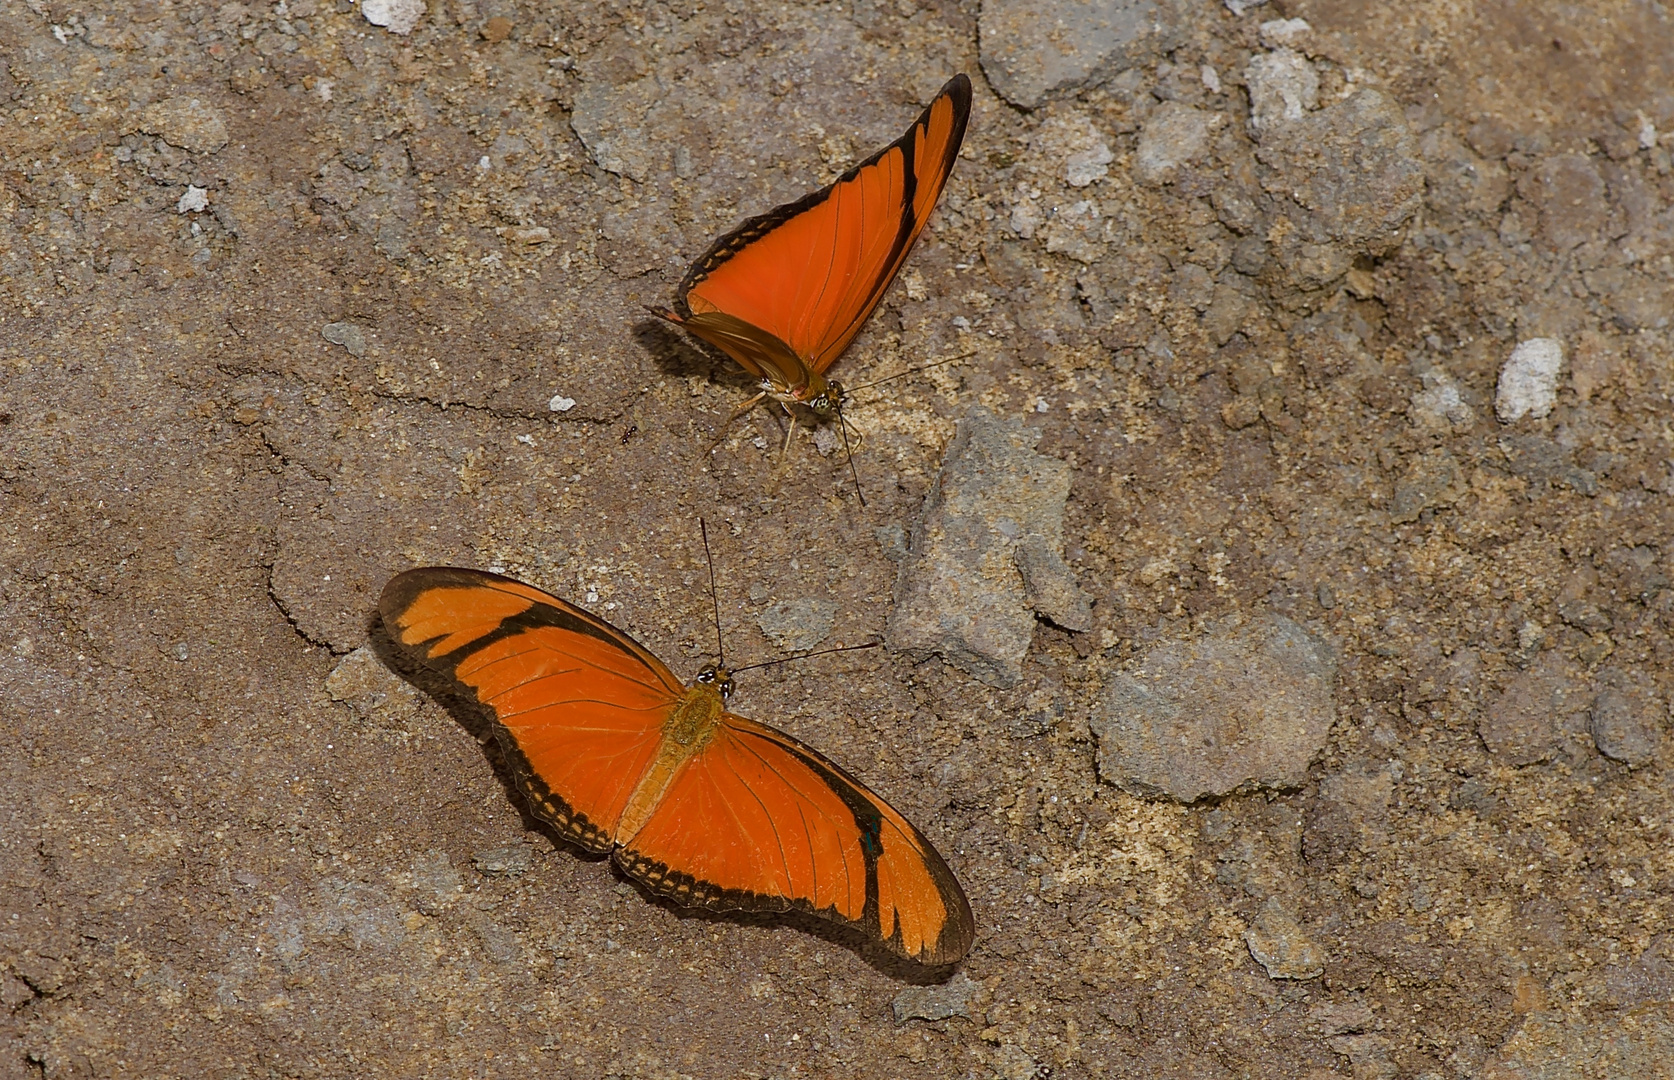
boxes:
[1480,652,1591,766]
[1590,668,1666,767]
[757,598,838,653]
[979,0,1183,109]
[1244,898,1324,980]
[1092,613,1336,802]
[1253,88,1424,289]
[887,409,1088,688]
[892,972,987,1023]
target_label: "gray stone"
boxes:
[992,1043,1042,1080]
[1042,198,1108,263]
[136,97,229,154]
[1014,535,1093,632]
[1590,670,1665,767]
[1496,338,1564,422]
[1245,898,1324,980]
[1408,365,1478,433]
[1498,434,1598,497]
[1480,653,1590,765]
[321,321,368,357]
[1245,48,1318,138]
[325,646,425,727]
[891,972,986,1022]
[887,409,1077,688]
[1028,111,1114,187]
[757,598,838,653]
[1133,102,1220,186]
[409,851,463,914]
[472,844,533,877]
[1091,613,1336,802]
[979,0,1184,109]
[1389,448,1462,523]
[1253,90,1424,290]
[361,0,425,35]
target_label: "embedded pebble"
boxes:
[1590,669,1665,767]
[1133,102,1219,187]
[321,321,368,357]
[409,851,463,914]
[548,394,577,413]
[1259,18,1312,46]
[891,973,985,1022]
[1245,48,1318,136]
[757,598,838,653]
[887,409,1077,688]
[1480,653,1589,765]
[1408,365,1477,433]
[1090,613,1336,802]
[1252,90,1422,289]
[1014,535,1093,632]
[137,96,228,153]
[1495,338,1565,422]
[175,186,208,214]
[1245,898,1324,979]
[362,0,425,35]
[325,646,425,727]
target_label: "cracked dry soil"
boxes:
[4,0,1674,1077]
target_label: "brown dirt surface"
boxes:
[4,1,1673,1077]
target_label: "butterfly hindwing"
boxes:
[661,74,973,388]
[615,712,976,966]
[379,568,685,852]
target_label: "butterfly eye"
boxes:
[695,665,718,685]
[719,676,735,700]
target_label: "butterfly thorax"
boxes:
[668,669,730,746]
[615,667,731,843]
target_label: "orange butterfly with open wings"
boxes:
[379,567,975,965]
[652,74,972,426]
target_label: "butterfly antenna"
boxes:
[835,396,866,508]
[700,518,725,669]
[843,349,977,398]
[731,641,881,675]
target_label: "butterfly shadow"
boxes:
[364,610,965,985]
[632,317,753,388]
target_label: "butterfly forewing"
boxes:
[380,568,684,848]
[663,74,973,389]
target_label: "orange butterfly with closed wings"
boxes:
[379,567,975,965]
[652,74,972,430]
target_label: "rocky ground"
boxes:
[4,0,1674,1076]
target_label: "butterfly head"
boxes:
[807,381,844,421]
[694,663,735,701]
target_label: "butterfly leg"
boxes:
[779,406,799,461]
[707,391,769,452]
